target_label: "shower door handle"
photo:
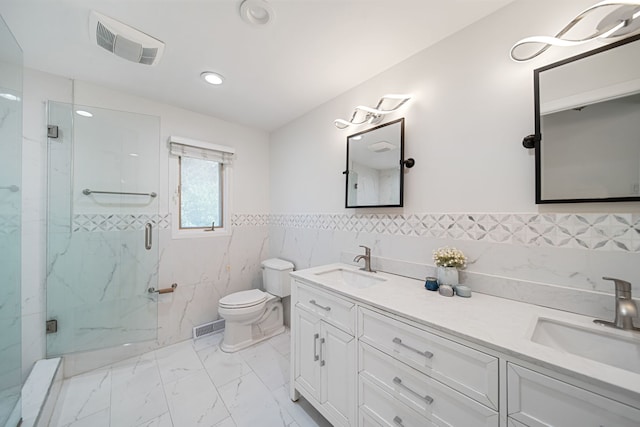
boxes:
[145,223,152,250]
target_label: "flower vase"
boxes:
[437,266,459,286]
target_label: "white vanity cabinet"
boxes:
[290,267,640,427]
[358,307,499,427]
[507,363,640,427]
[291,281,357,426]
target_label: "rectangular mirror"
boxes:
[534,33,640,203]
[345,118,405,208]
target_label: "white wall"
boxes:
[22,68,270,377]
[269,0,640,316]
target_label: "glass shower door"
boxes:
[46,101,160,356]
[0,14,22,427]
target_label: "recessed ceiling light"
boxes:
[239,0,275,26]
[201,71,224,85]
[75,110,93,117]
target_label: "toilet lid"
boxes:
[219,289,267,308]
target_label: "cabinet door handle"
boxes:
[393,376,434,404]
[309,299,331,312]
[319,337,326,366]
[313,333,320,361]
[392,337,433,359]
[393,415,404,426]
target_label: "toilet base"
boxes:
[220,325,285,353]
[220,299,285,353]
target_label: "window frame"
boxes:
[169,136,233,239]
[177,155,224,231]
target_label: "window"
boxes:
[170,136,234,236]
[179,157,222,229]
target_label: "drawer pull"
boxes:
[393,415,404,426]
[319,337,326,366]
[309,299,332,311]
[393,376,434,405]
[313,333,320,361]
[392,337,434,359]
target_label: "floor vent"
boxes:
[193,319,225,339]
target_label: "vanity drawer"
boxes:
[359,307,498,410]
[295,281,355,334]
[360,376,434,427]
[359,342,499,426]
[508,363,640,427]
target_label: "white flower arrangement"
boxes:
[433,247,466,269]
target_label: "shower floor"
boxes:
[49,330,330,427]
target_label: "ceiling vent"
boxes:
[89,11,165,66]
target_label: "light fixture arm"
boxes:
[510,1,640,62]
[334,94,412,129]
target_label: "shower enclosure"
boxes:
[46,101,161,357]
[0,15,22,427]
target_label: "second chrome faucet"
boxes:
[594,277,639,331]
[354,245,375,273]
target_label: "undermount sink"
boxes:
[531,317,640,374]
[314,268,386,289]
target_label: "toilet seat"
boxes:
[219,289,267,309]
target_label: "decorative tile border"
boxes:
[72,213,171,232]
[267,213,640,253]
[231,213,269,227]
[70,212,640,252]
[0,214,20,235]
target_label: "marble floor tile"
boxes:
[268,331,292,357]
[213,416,237,427]
[61,407,110,427]
[155,340,205,384]
[271,385,331,427]
[164,370,229,426]
[110,354,169,427]
[50,331,327,427]
[51,368,111,427]
[218,372,295,427]
[197,342,252,388]
[135,411,173,427]
[240,341,289,391]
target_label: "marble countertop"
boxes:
[291,263,640,406]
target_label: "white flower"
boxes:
[432,246,466,268]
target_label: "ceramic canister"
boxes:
[425,277,439,291]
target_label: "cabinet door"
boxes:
[321,321,356,426]
[508,363,640,427]
[294,308,321,401]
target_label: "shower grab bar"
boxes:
[0,185,19,192]
[148,283,177,294]
[82,188,157,198]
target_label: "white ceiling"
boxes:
[0,0,512,131]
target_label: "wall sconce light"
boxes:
[510,1,640,62]
[334,94,412,129]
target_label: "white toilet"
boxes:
[218,258,294,352]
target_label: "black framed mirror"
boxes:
[533,33,640,204]
[344,118,406,208]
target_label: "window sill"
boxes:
[171,228,232,239]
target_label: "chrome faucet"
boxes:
[353,245,375,272]
[594,277,639,331]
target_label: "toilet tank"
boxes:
[261,258,295,297]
